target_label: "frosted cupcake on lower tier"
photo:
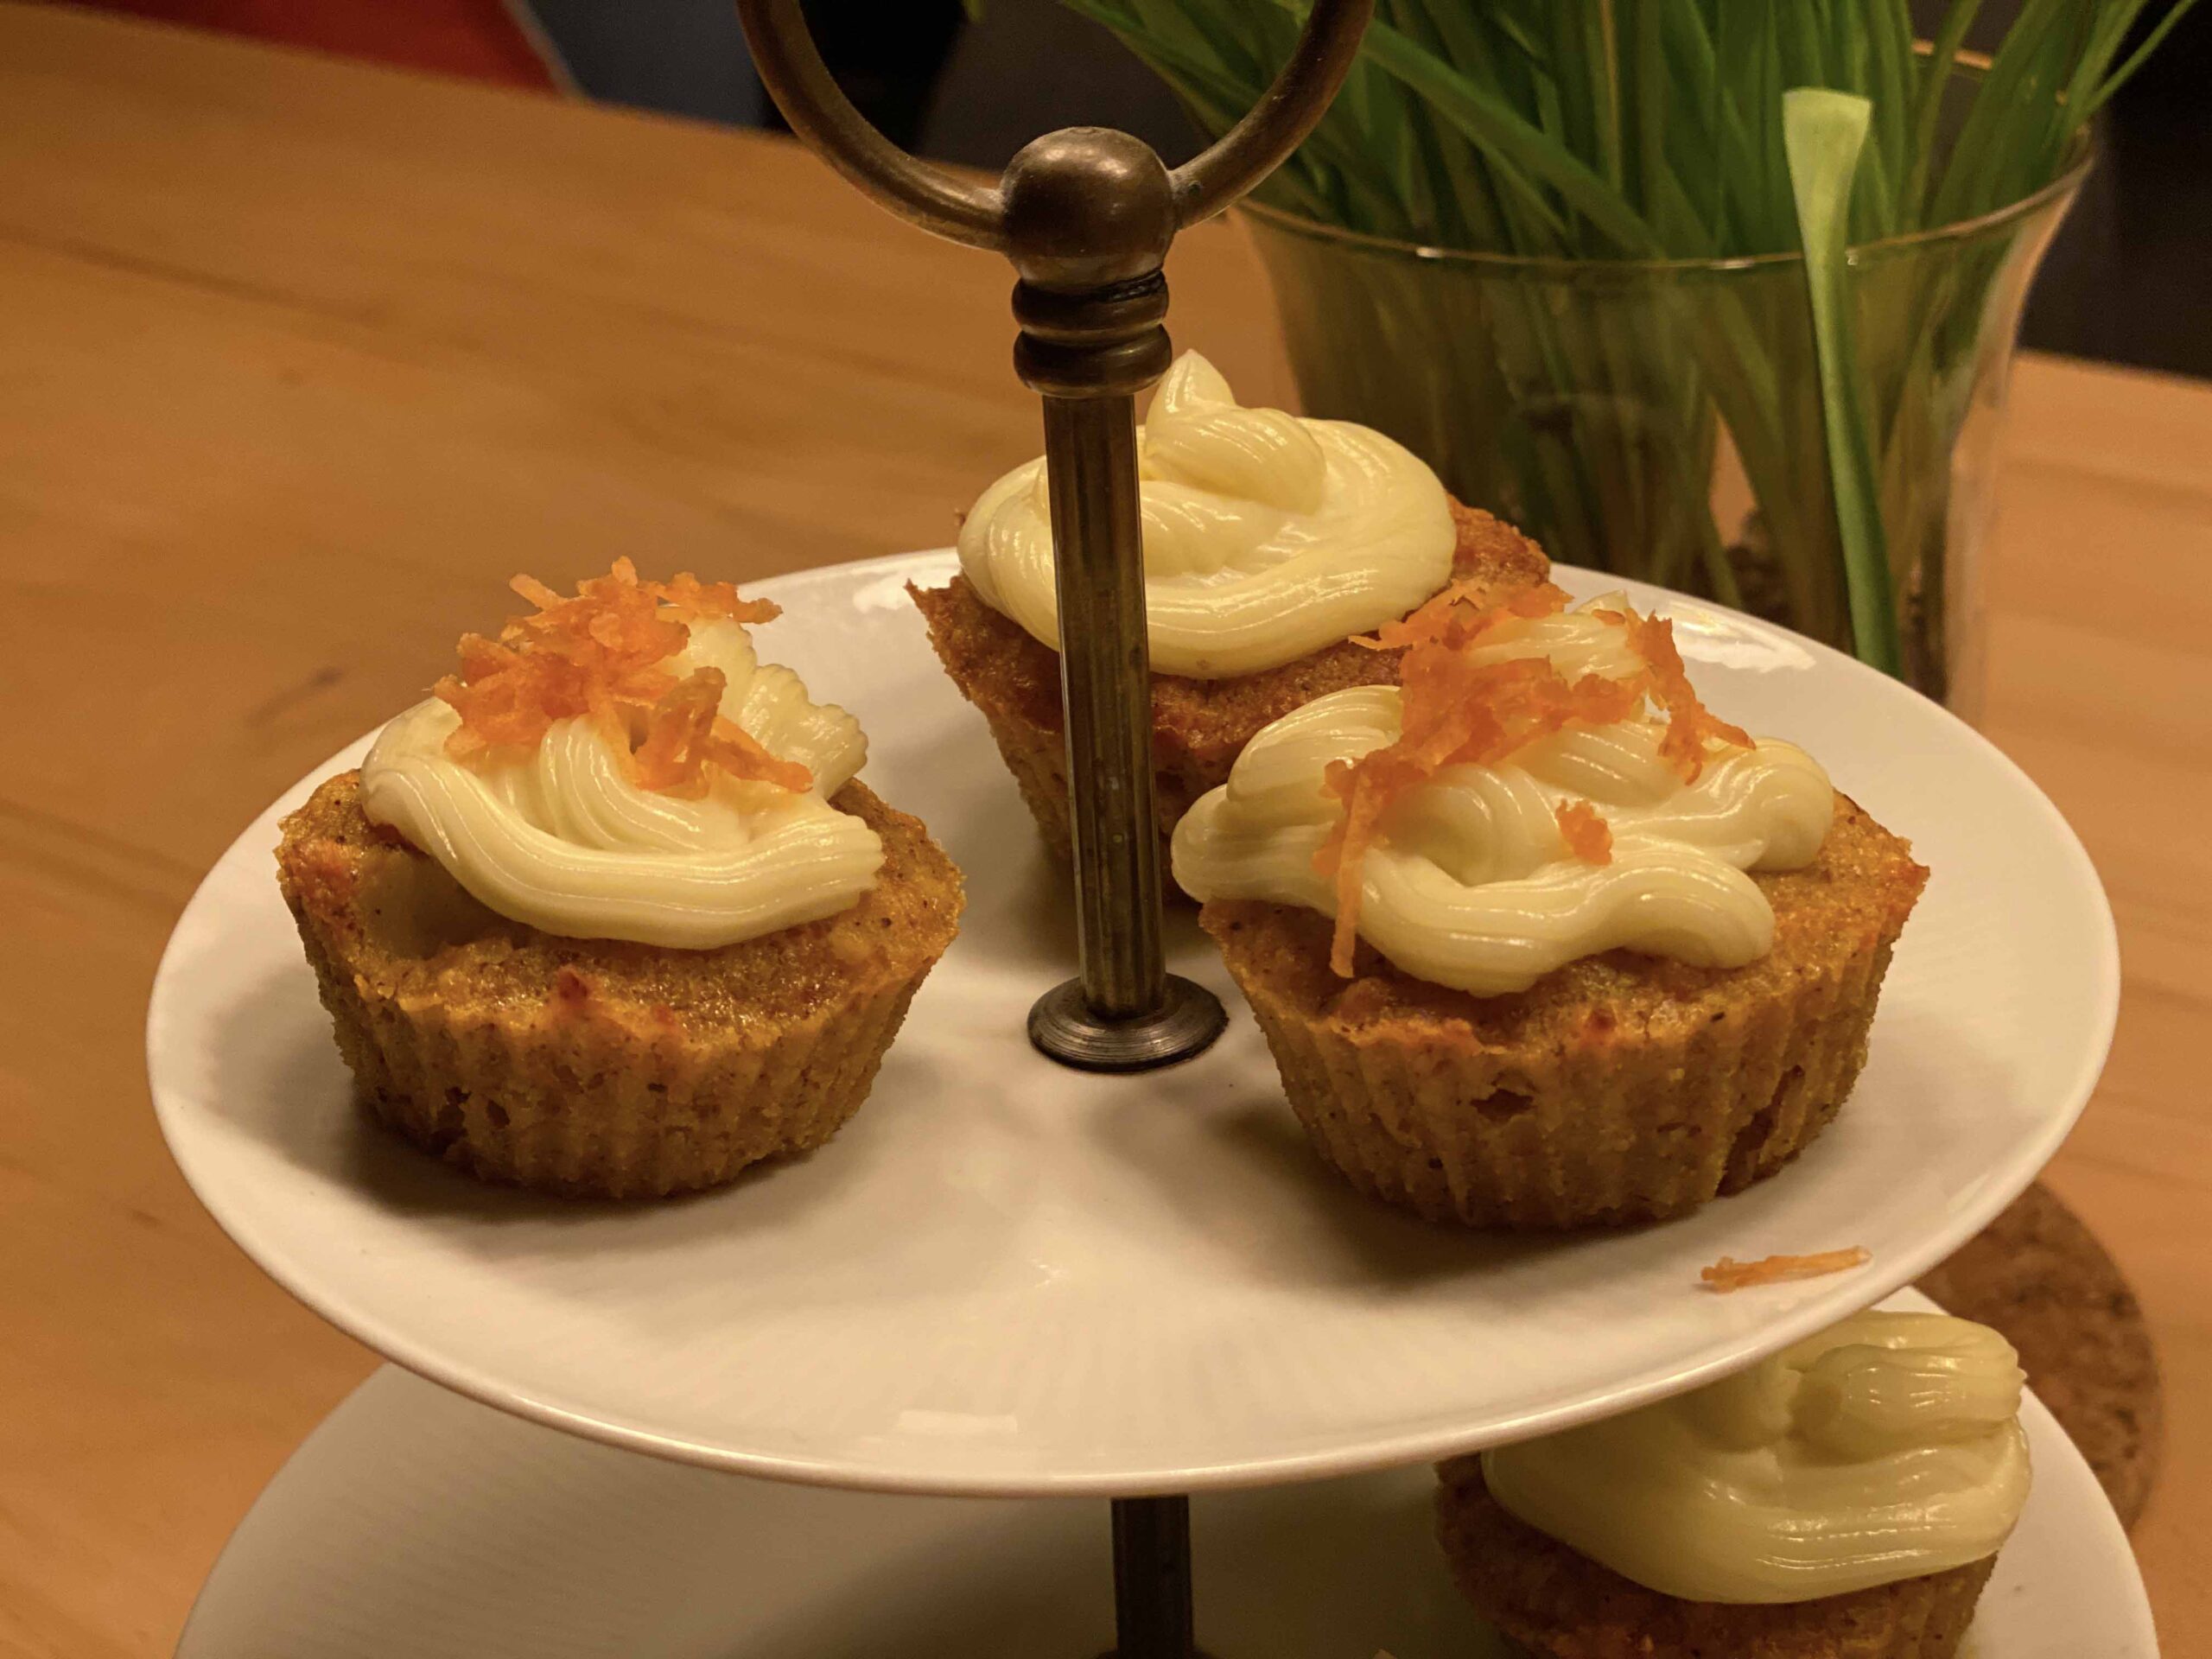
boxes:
[1437,1311,2031,1659]
[276,561,962,1199]
[911,351,1548,868]
[1173,581,1925,1228]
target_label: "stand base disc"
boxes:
[1029,974,1226,1071]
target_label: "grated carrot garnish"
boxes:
[434,560,808,797]
[627,667,813,798]
[1554,800,1613,865]
[1313,582,1747,976]
[1698,1247,1871,1294]
[1624,609,1751,783]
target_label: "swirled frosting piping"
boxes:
[1169,598,1834,995]
[956,352,1456,678]
[360,619,883,948]
[1481,1311,2032,1605]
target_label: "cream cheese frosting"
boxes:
[1168,597,1834,995]
[1481,1311,2033,1605]
[360,618,883,949]
[956,351,1456,678]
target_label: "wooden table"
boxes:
[2,6,2205,1654]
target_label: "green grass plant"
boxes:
[1061,0,2193,683]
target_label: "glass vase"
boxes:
[1242,150,2088,715]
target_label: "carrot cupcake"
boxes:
[1172,580,1925,1228]
[1437,1310,2032,1658]
[276,560,962,1199]
[910,350,1548,866]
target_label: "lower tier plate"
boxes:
[148,552,2119,1494]
[180,1310,2155,1657]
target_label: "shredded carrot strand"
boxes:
[1699,1248,1872,1294]
[1626,610,1751,783]
[628,668,813,798]
[1554,800,1613,865]
[434,561,806,795]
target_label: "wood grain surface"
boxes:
[1,7,2205,1655]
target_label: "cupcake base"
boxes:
[909,502,1550,869]
[1435,1457,1994,1659]
[276,772,962,1199]
[1200,797,1926,1229]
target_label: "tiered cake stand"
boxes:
[149,553,2139,1654]
[148,5,2148,1651]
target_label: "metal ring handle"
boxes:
[1169,0,1372,227]
[734,0,1006,250]
[733,0,1373,244]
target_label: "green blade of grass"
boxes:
[1259,1,1662,254]
[2080,0,2203,118]
[1630,0,1666,221]
[1592,0,1625,196]
[1847,0,1913,238]
[1904,0,1985,228]
[1783,88,1903,676]
[1929,0,2094,224]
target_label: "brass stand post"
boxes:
[1007,195,1224,1070]
[1108,1496,1198,1659]
[731,2,1375,1645]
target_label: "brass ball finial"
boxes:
[1001,128,1177,292]
[1005,133,1174,398]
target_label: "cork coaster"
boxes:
[1916,1181,2163,1529]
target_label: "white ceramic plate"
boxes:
[178,1294,2154,1658]
[149,553,2118,1496]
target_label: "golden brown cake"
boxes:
[276,560,962,1198]
[1200,795,1923,1228]
[912,499,1548,865]
[279,772,960,1198]
[1436,1458,1995,1659]
[1173,576,1925,1229]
